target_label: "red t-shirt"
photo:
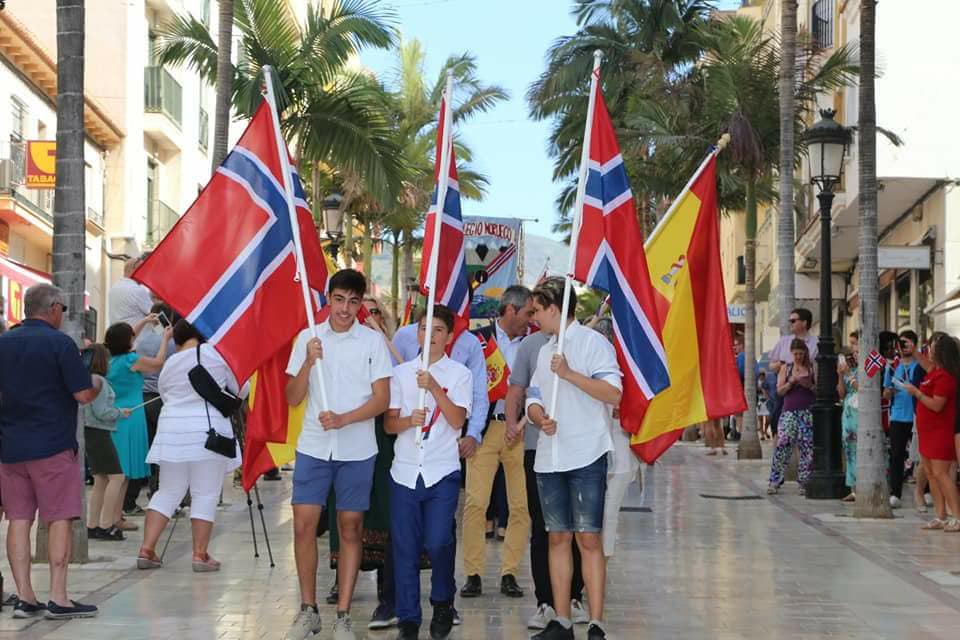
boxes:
[916,368,958,435]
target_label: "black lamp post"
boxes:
[803,109,853,500]
[322,193,344,262]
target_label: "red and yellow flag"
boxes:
[632,155,746,463]
[478,333,510,403]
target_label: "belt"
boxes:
[492,413,507,422]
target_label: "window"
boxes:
[202,0,211,28]
[10,97,27,183]
[812,0,834,49]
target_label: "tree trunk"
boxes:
[45,0,89,563]
[853,0,891,518]
[361,218,374,277]
[211,0,233,171]
[401,229,414,310]
[739,175,762,459]
[343,210,354,268]
[777,0,798,335]
[391,229,401,318]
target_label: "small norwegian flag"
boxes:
[864,350,887,378]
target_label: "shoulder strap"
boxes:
[196,343,202,365]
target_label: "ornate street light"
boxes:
[803,109,853,500]
[322,193,344,261]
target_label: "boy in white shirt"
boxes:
[386,305,473,640]
[525,277,622,640]
[284,269,393,640]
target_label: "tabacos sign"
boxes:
[25,141,56,189]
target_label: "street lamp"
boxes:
[322,193,344,261]
[803,109,853,500]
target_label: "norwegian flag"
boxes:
[864,350,887,378]
[133,102,329,383]
[418,95,470,324]
[572,70,670,431]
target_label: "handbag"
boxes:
[189,345,243,417]
[190,345,238,459]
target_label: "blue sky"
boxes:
[359,0,741,240]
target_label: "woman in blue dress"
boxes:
[104,321,171,528]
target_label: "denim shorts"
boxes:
[291,452,376,512]
[536,454,608,533]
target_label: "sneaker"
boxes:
[587,621,607,639]
[890,495,902,509]
[396,622,420,639]
[500,574,524,598]
[451,607,462,626]
[333,613,356,640]
[429,603,454,640]
[369,604,398,630]
[123,505,146,517]
[528,603,557,630]
[570,599,589,624]
[12,599,46,619]
[326,580,339,605]
[531,620,575,640]
[766,484,778,495]
[86,526,105,539]
[284,605,322,640]
[44,600,98,620]
[101,526,126,541]
[3,593,18,607]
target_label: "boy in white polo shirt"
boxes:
[525,277,622,640]
[284,269,393,640]
[386,305,473,640]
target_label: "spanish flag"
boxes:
[632,154,746,463]
[478,333,510,402]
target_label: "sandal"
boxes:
[922,518,946,531]
[116,518,139,532]
[767,485,779,495]
[137,548,162,570]
[841,493,856,503]
[192,553,221,572]
[706,449,718,456]
[944,519,960,533]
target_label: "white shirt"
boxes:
[109,277,154,327]
[527,321,622,473]
[389,356,473,489]
[493,320,525,416]
[286,320,393,461]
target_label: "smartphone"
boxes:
[157,311,171,328]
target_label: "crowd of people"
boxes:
[0,260,640,640]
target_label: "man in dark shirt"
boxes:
[0,284,100,620]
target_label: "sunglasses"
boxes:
[53,302,68,312]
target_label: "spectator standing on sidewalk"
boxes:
[0,283,102,619]
[108,255,154,327]
[838,332,860,502]
[767,308,818,437]
[884,330,926,509]
[768,339,816,495]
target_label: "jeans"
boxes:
[889,421,913,499]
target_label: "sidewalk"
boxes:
[1,444,959,639]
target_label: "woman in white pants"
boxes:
[137,320,245,572]
[590,318,641,557]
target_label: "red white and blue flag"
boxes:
[133,102,329,383]
[418,96,470,324]
[573,72,670,421]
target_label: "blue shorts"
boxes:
[291,452,376,512]
[536,454,608,533]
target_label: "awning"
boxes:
[925,284,960,316]
[0,254,51,324]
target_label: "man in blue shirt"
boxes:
[883,330,925,508]
[0,284,100,619]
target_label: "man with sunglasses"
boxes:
[883,330,925,508]
[767,308,818,436]
[0,284,102,620]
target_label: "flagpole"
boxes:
[416,70,455,447]
[548,50,603,422]
[262,65,330,412]
[645,133,730,250]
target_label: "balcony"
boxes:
[812,0,834,49]
[144,66,183,151]
[146,199,179,247]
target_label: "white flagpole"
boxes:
[262,65,329,411]
[416,71,455,447]
[548,50,603,422]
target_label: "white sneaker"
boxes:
[332,614,356,640]
[527,603,556,630]
[284,607,321,640]
[571,599,590,624]
[890,496,902,509]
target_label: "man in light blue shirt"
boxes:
[883,330,925,506]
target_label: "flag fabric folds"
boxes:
[632,155,746,463]
[133,102,324,384]
[572,75,670,435]
[477,333,510,403]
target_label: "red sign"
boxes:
[25,141,56,189]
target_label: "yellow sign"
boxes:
[25,141,56,189]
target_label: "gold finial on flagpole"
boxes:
[716,133,731,152]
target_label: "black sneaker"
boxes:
[531,620,575,640]
[12,599,46,619]
[587,622,607,639]
[101,525,126,541]
[325,581,339,605]
[396,621,420,639]
[429,603,454,640]
[86,527,105,539]
[368,603,398,629]
[459,574,482,598]
[45,600,98,620]
[123,505,146,517]
[500,574,524,598]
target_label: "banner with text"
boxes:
[463,216,522,319]
[26,141,56,189]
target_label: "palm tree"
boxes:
[211,0,233,170]
[156,0,404,204]
[853,0,890,518]
[777,0,797,336]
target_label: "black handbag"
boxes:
[189,345,238,459]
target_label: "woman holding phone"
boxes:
[838,331,860,502]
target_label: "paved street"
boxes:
[4,443,960,639]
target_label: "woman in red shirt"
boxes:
[903,334,960,531]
